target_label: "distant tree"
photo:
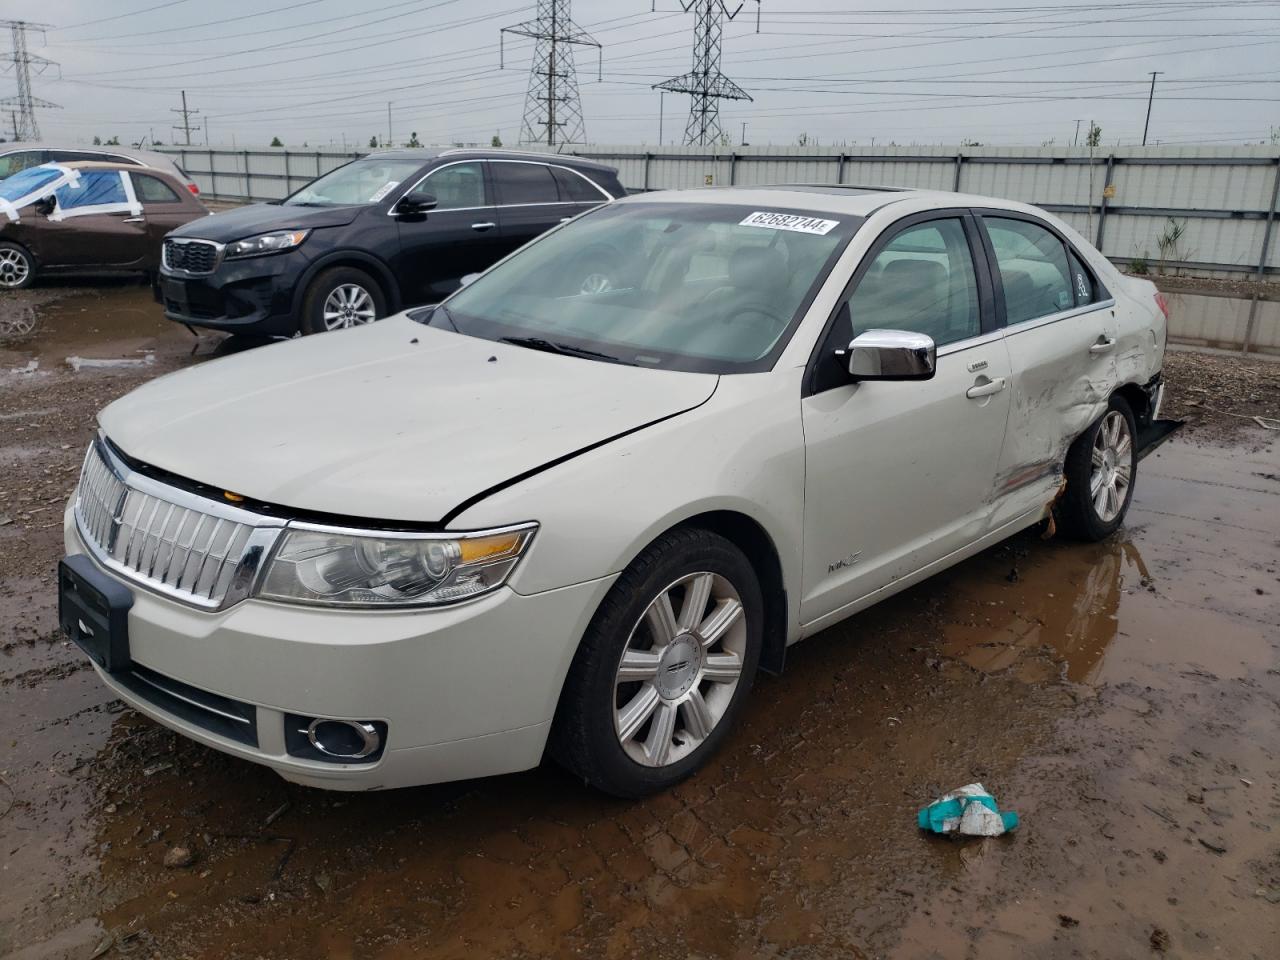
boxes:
[961,137,983,147]
[368,135,379,149]
[491,133,502,147]
[92,135,102,145]
[1270,125,1280,145]
[1085,122,1102,147]
[406,130,421,147]
[795,131,809,147]
[270,136,283,147]
[105,136,120,145]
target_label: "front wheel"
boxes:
[0,242,36,290]
[551,528,763,798]
[1055,395,1137,541]
[300,266,386,335]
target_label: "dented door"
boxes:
[980,214,1119,526]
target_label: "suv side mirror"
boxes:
[394,193,437,216]
[837,329,936,382]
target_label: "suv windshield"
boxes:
[284,157,424,207]
[422,201,860,373]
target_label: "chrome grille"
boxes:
[163,238,220,275]
[74,439,283,610]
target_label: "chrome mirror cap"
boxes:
[842,329,937,381]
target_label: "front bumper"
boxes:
[158,253,302,337]
[64,511,616,790]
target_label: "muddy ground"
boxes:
[1,283,1278,960]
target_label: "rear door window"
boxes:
[1067,250,1096,306]
[551,166,607,203]
[55,171,128,210]
[984,217,1075,324]
[132,173,182,204]
[491,162,560,206]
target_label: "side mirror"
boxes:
[838,329,936,382]
[458,272,480,288]
[394,193,437,215]
[33,195,56,216]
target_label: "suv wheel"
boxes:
[1056,394,1137,541]
[0,242,35,290]
[301,267,386,335]
[551,528,763,798]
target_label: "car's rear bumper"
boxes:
[64,509,617,790]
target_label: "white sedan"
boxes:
[61,185,1175,797]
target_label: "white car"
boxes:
[60,185,1175,797]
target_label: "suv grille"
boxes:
[163,238,220,275]
[74,439,283,610]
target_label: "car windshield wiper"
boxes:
[498,335,632,365]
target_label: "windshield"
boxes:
[422,201,860,373]
[0,165,62,203]
[284,157,424,207]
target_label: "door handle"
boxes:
[1089,336,1116,354]
[965,376,1007,399]
[470,221,496,232]
[122,217,146,223]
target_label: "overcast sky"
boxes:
[11,0,1280,150]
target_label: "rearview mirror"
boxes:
[838,329,936,382]
[394,193,437,215]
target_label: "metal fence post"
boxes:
[283,150,291,195]
[1096,154,1116,251]
[1242,155,1280,353]
[729,152,737,186]
[209,149,217,198]
[642,151,651,192]
[836,153,845,185]
[243,150,251,200]
[953,153,963,192]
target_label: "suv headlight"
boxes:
[256,522,537,607]
[225,229,309,260]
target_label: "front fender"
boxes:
[450,370,807,643]
[289,249,401,316]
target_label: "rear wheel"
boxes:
[0,242,35,290]
[551,528,762,798]
[300,266,386,335]
[1055,395,1137,541]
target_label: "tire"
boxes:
[1055,394,1137,541]
[299,266,386,335]
[0,242,36,290]
[550,527,763,798]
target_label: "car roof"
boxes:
[58,160,169,175]
[362,147,617,174]
[618,184,1042,218]
[0,141,176,164]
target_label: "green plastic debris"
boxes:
[918,783,1019,837]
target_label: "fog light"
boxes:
[306,718,380,759]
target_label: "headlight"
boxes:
[224,229,309,260]
[256,522,537,607]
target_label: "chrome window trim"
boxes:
[936,328,1006,358]
[389,158,613,217]
[74,436,284,611]
[1001,298,1116,337]
[160,236,225,277]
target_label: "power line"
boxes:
[0,20,59,140]
[53,0,198,33]
[656,1,762,146]
[501,1,601,146]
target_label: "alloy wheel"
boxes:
[321,283,377,330]
[0,249,30,288]
[1089,410,1133,522]
[613,571,747,768]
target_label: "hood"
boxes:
[169,201,364,241]
[98,316,718,524]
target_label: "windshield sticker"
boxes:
[368,181,400,203]
[739,211,839,235]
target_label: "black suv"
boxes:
[157,149,624,336]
